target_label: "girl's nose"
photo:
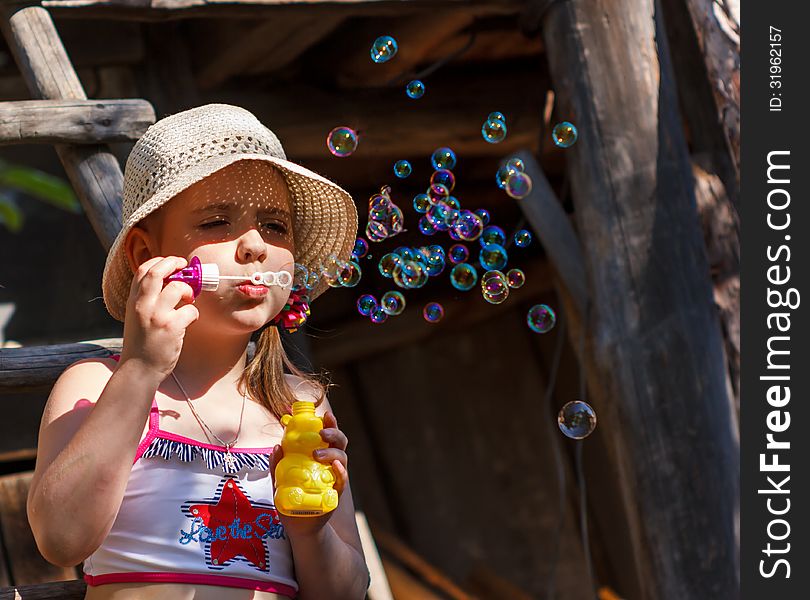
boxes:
[238,228,267,262]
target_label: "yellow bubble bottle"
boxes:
[274,401,339,517]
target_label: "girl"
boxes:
[26,104,370,599]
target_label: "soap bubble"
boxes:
[431,147,457,170]
[292,263,309,291]
[474,208,490,226]
[352,238,369,259]
[450,263,477,291]
[505,171,533,199]
[339,260,362,287]
[482,117,507,143]
[481,270,509,304]
[479,244,508,271]
[381,291,406,315]
[366,220,388,242]
[305,269,320,290]
[327,127,358,157]
[506,268,525,289]
[527,304,556,333]
[371,36,398,63]
[496,164,520,189]
[452,210,484,241]
[448,244,469,264]
[406,80,425,98]
[413,193,431,213]
[378,253,402,278]
[558,400,596,439]
[428,182,450,205]
[506,157,525,171]
[514,229,532,247]
[418,215,436,235]
[488,111,506,124]
[430,169,456,192]
[369,305,389,323]
[357,294,377,316]
[552,121,578,148]
[423,302,444,323]
[480,225,506,248]
[393,260,422,289]
[394,160,412,178]
[445,196,460,210]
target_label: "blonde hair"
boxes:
[240,325,333,421]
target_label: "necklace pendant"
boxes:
[223,448,238,472]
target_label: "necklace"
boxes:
[169,370,247,473]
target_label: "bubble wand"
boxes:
[164,256,293,299]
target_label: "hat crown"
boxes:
[121,104,287,221]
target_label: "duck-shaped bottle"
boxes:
[273,401,339,517]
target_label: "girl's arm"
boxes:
[27,356,163,567]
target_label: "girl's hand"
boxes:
[270,411,350,538]
[120,255,200,381]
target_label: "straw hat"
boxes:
[101,103,358,322]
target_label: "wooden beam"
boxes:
[0,3,124,250]
[512,149,587,315]
[36,0,526,22]
[192,15,346,89]
[203,64,546,160]
[330,12,475,89]
[0,99,154,145]
[542,0,738,598]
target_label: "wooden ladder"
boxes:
[0,2,391,598]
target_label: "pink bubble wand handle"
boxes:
[164,256,293,299]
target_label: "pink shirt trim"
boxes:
[83,571,296,597]
[106,354,275,464]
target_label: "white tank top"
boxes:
[83,355,298,597]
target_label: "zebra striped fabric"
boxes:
[141,436,271,473]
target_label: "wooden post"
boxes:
[541,0,739,598]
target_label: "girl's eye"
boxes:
[199,220,287,233]
[200,219,227,229]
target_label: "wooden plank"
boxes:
[0,338,122,391]
[351,310,593,598]
[192,15,346,89]
[329,12,475,89]
[355,511,394,600]
[0,4,124,250]
[0,99,154,145]
[512,149,587,315]
[37,0,525,22]
[0,472,77,585]
[0,580,86,600]
[542,1,739,598]
[204,64,546,160]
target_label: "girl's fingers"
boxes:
[319,427,348,450]
[313,447,347,469]
[332,460,347,495]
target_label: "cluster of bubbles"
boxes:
[557,400,597,439]
[378,245,449,290]
[370,36,398,63]
[366,185,404,242]
[482,111,507,144]
[326,126,359,158]
[552,121,578,148]
[406,80,425,99]
[496,156,532,200]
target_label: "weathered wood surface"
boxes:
[37,0,526,21]
[0,99,154,145]
[542,0,739,598]
[692,156,739,417]
[0,4,126,251]
[0,338,122,391]
[0,472,78,588]
[513,149,587,315]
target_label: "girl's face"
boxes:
[127,160,295,334]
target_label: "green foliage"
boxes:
[0,159,80,232]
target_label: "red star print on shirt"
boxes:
[187,477,279,571]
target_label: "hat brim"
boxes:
[102,153,358,323]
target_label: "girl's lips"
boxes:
[237,284,268,298]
